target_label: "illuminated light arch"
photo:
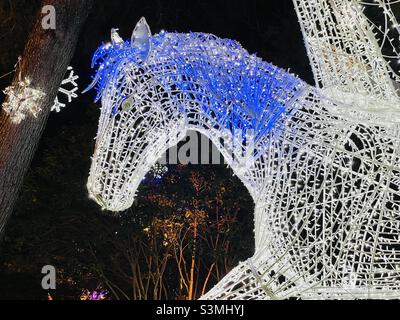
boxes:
[85,0,400,299]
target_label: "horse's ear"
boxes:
[111,28,124,44]
[131,17,152,62]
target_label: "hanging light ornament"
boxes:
[2,76,45,124]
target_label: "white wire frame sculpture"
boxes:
[85,0,400,299]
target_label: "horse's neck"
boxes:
[161,32,304,199]
[184,113,271,201]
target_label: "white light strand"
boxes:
[293,0,400,103]
[2,77,45,124]
[51,66,79,113]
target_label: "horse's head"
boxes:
[86,17,303,211]
[86,18,186,211]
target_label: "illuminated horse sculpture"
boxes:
[85,1,400,299]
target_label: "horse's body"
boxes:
[86,11,400,299]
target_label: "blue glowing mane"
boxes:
[86,29,304,139]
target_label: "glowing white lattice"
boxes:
[86,2,400,299]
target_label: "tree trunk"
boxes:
[0,0,93,238]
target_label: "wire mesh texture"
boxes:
[86,0,400,299]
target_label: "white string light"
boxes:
[51,66,79,113]
[2,76,45,124]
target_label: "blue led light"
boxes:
[85,31,303,142]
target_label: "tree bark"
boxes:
[0,0,93,238]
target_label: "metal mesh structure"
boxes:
[293,0,400,107]
[86,0,400,299]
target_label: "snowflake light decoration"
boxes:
[51,66,79,113]
[1,66,78,123]
[85,3,400,300]
[2,76,46,124]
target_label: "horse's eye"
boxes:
[122,97,133,111]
